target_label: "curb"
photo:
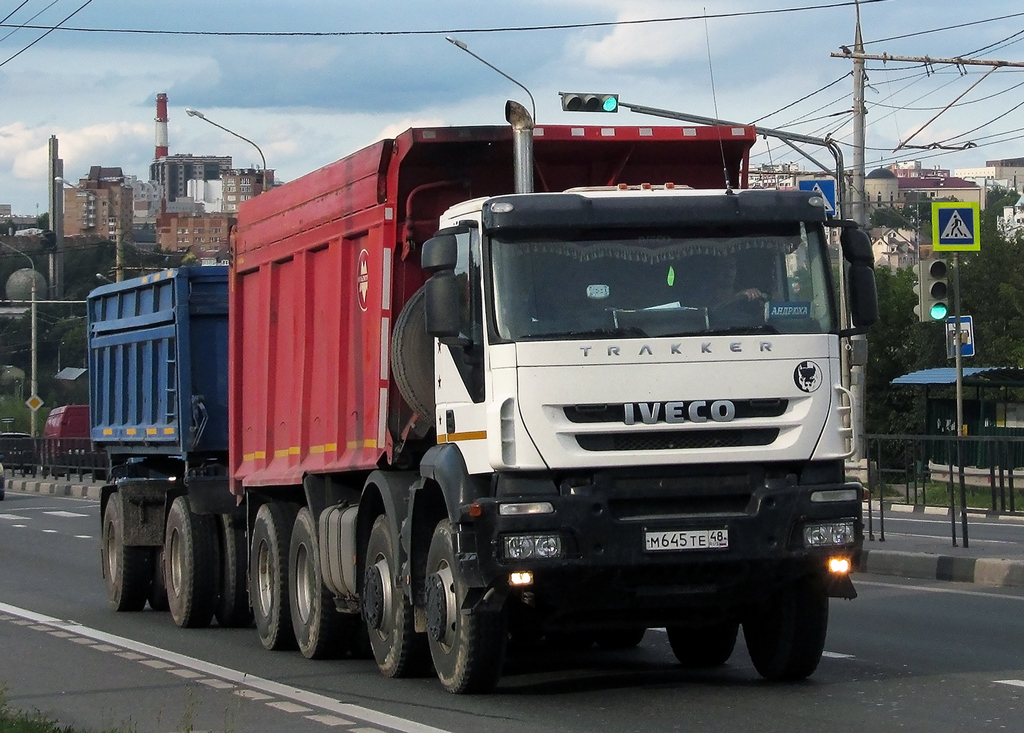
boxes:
[859,548,1024,589]
[3,477,103,500]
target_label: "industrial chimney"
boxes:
[155,93,169,159]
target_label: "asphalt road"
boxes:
[2,491,1023,733]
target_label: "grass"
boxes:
[872,477,1023,511]
[0,690,126,733]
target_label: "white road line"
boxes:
[995,680,1024,688]
[821,651,855,659]
[857,579,1024,601]
[877,531,1018,545]
[44,511,89,518]
[0,513,29,520]
[0,601,451,733]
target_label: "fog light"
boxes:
[502,533,563,560]
[829,557,851,574]
[510,571,533,586]
[803,520,856,548]
[499,501,555,516]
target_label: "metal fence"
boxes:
[0,434,106,481]
[862,433,1024,548]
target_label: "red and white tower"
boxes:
[155,92,169,159]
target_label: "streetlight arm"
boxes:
[187,108,267,172]
[446,36,536,122]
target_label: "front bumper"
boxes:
[455,467,862,626]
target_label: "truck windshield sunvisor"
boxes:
[490,222,837,341]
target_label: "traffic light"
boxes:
[914,258,949,322]
[560,92,619,113]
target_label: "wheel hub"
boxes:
[362,562,386,630]
[425,573,447,642]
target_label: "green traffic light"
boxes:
[602,96,618,112]
[930,303,948,321]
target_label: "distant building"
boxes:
[155,211,234,255]
[221,168,273,214]
[997,194,1024,238]
[150,154,232,204]
[62,166,134,242]
[864,166,982,209]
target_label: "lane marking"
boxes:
[875,531,1018,545]
[996,680,1024,688]
[821,651,855,659]
[0,513,29,520]
[857,579,1024,602]
[44,511,89,518]
[0,601,451,733]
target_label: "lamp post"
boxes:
[445,36,536,123]
[0,241,40,437]
[185,108,269,189]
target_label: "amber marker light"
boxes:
[829,557,851,574]
[509,571,534,586]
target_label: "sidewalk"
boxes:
[858,501,1024,589]
[3,472,103,500]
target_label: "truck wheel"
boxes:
[164,495,219,629]
[101,492,153,612]
[743,576,829,681]
[148,548,169,612]
[425,519,507,694]
[667,622,738,668]
[290,507,347,658]
[216,515,252,628]
[391,285,434,421]
[594,628,647,650]
[362,515,429,677]
[250,502,299,650]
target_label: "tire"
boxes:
[362,515,430,677]
[216,514,253,628]
[743,576,829,681]
[391,285,434,420]
[148,548,169,612]
[164,495,219,629]
[425,519,507,694]
[594,627,647,650]
[290,507,348,659]
[101,492,153,612]
[667,622,738,668]
[250,502,299,650]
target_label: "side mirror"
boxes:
[421,233,460,273]
[848,261,878,329]
[425,272,466,344]
[840,226,872,264]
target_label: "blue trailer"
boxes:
[88,267,247,628]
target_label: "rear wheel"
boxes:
[362,515,429,677]
[250,502,299,650]
[667,622,738,668]
[164,495,219,628]
[101,492,152,612]
[425,519,507,694]
[216,514,252,628]
[290,507,348,658]
[743,576,829,681]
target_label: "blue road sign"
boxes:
[945,315,975,358]
[933,202,980,251]
[798,179,836,216]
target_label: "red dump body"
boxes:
[229,123,756,491]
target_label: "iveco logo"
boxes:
[624,400,736,425]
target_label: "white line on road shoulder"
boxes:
[0,601,450,733]
[857,579,1024,601]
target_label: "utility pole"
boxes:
[848,3,869,463]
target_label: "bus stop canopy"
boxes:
[892,367,1024,388]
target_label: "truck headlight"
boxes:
[502,533,563,560]
[803,520,856,548]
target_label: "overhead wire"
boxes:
[0,0,96,68]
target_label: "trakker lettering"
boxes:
[624,400,736,425]
[579,341,773,358]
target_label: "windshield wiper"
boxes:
[535,326,649,339]
[701,324,780,336]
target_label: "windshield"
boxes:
[490,222,837,340]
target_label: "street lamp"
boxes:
[445,36,536,123]
[0,241,40,437]
[185,108,269,187]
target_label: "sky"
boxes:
[1,0,1023,216]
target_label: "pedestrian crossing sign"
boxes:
[932,201,980,251]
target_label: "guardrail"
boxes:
[863,434,1024,548]
[0,434,106,481]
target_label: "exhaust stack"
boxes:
[155,93,169,159]
[505,100,534,194]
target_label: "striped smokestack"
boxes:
[155,92,169,159]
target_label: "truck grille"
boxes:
[564,399,788,424]
[576,428,779,452]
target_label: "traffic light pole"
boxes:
[953,252,968,547]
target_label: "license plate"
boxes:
[644,528,729,552]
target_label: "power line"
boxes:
[0,0,894,38]
[862,12,1024,46]
[750,72,851,124]
[0,0,95,68]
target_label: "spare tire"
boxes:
[391,285,434,421]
